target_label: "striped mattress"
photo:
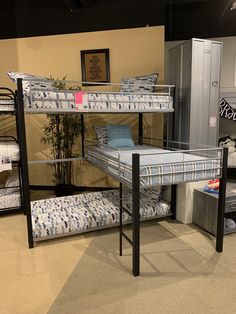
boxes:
[87,145,221,187]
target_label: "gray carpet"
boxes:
[48,222,230,314]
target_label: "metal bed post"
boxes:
[16,78,34,248]
[171,184,177,220]
[132,153,140,276]
[119,182,123,256]
[81,114,85,158]
[216,147,228,252]
[138,113,143,145]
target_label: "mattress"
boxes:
[0,99,15,112]
[0,193,21,209]
[31,188,170,240]
[87,145,221,187]
[0,142,20,161]
[24,90,173,112]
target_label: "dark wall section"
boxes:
[165,0,236,41]
[0,0,166,39]
[0,0,236,40]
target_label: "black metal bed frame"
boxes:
[15,78,228,276]
[0,87,24,215]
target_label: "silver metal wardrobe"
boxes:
[167,38,223,146]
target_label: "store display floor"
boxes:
[1,214,236,314]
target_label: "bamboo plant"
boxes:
[41,77,82,188]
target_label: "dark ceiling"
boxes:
[0,0,235,41]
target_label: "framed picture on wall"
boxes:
[80,48,110,85]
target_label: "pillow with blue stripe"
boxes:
[107,124,135,148]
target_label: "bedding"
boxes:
[107,124,135,148]
[0,99,15,111]
[0,193,20,210]
[87,145,221,187]
[7,71,55,93]
[0,170,20,197]
[93,126,108,146]
[23,90,173,112]
[120,73,158,93]
[0,142,19,161]
[31,188,170,240]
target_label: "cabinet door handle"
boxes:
[212,81,218,87]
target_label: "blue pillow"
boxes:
[107,124,135,148]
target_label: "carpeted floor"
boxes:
[1,214,236,314]
[48,221,236,314]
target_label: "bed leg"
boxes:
[138,113,143,145]
[81,114,85,158]
[119,182,123,256]
[216,147,228,253]
[16,78,34,249]
[132,153,140,276]
[171,184,177,220]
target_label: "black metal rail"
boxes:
[119,148,228,276]
[16,79,34,248]
[14,80,228,278]
[216,147,228,252]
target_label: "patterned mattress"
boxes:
[0,193,21,209]
[87,145,221,187]
[0,99,15,111]
[31,188,170,240]
[0,142,20,161]
[24,90,173,112]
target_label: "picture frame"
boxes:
[80,48,110,85]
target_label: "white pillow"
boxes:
[7,71,55,93]
[120,73,158,93]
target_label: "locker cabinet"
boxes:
[167,38,222,146]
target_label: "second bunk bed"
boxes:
[14,76,227,276]
[0,87,23,214]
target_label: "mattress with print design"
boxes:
[31,188,170,240]
[24,90,174,112]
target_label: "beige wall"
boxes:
[0,26,165,186]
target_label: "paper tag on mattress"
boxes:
[74,92,88,111]
[0,156,12,172]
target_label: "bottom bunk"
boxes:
[0,168,22,214]
[31,188,171,241]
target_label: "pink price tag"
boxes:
[75,92,84,105]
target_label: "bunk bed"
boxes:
[15,78,227,277]
[0,88,23,214]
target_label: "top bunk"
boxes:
[0,87,15,114]
[16,78,175,114]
